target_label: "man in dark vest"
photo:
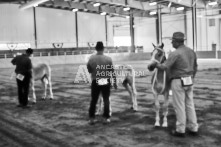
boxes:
[11,48,33,108]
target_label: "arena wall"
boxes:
[1,51,220,68]
[0,52,151,68]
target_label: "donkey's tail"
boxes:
[41,74,49,85]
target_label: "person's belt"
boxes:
[171,76,193,80]
[171,77,181,80]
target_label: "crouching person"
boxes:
[87,41,117,125]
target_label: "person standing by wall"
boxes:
[11,48,33,108]
[153,32,198,137]
[87,41,117,124]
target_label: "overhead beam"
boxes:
[41,0,201,18]
[164,0,205,8]
[19,0,50,10]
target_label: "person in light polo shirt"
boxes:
[87,41,117,124]
[11,48,33,108]
[153,32,198,137]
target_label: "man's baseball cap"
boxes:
[171,32,186,40]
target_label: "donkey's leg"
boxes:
[162,91,169,127]
[109,97,112,116]
[96,96,103,115]
[123,83,134,109]
[41,79,47,100]
[131,84,138,111]
[31,80,36,103]
[48,78,53,99]
[154,94,160,127]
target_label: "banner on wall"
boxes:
[0,43,31,50]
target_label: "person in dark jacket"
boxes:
[87,41,117,124]
[11,48,33,108]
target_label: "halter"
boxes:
[151,47,166,95]
[152,47,165,64]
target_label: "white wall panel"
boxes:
[162,14,185,53]
[36,8,76,48]
[186,11,194,49]
[77,12,106,47]
[107,16,130,46]
[0,4,35,49]
[134,18,157,52]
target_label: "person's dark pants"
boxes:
[16,73,31,106]
[89,79,111,119]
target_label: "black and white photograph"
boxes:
[0,0,221,146]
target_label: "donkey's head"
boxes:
[148,43,166,71]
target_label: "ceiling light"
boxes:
[176,7,184,11]
[149,11,157,15]
[72,8,78,12]
[93,3,101,7]
[19,0,49,10]
[168,2,172,8]
[149,2,157,6]
[100,12,106,15]
[208,1,218,6]
[123,7,130,11]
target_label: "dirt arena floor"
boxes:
[0,59,221,147]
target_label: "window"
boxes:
[209,19,215,27]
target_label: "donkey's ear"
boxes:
[161,43,164,49]
[152,43,156,48]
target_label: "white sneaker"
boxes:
[103,118,111,124]
[89,119,97,125]
[106,119,111,123]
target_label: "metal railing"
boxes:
[0,47,144,59]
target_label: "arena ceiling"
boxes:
[1,0,221,18]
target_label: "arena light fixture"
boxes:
[149,2,157,6]
[93,3,101,7]
[149,11,157,15]
[72,8,78,12]
[123,7,130,11]
[168,2,172,8]
[176,7,184,11]
[100,12,107,15]
[208,1,218,6]
[19,0,49,10]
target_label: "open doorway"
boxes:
[113,36,131,46]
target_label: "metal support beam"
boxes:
[192,0,197,51]
[105,15,108,46]
[75,12,78,48]
[33,7,38,49]
[184,10,187,45]
[130,13,135,52]
[156,4,162,44]
[165,0,205,8]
